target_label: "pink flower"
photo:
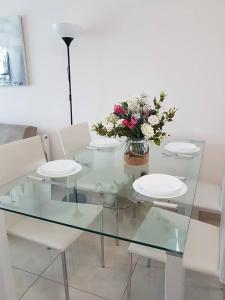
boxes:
[114,104,125,115]
[122,117,137,129]
[130,117,138,128]
[122,119,129,127]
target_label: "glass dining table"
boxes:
[0,139,204,300]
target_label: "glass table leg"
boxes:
[115,196,119,246]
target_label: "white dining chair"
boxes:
[59,122,91,202]
[0,136,103,300]
[59,123,110,248]
[193,171,225,218]
[127,177,225,300]
[59,122,91,156]
[59,123,121,247]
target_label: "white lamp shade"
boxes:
[52,23,81,39]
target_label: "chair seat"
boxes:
[128,219,219,277]
[194,181,221,213]
[128,243,166,263]
[8,217,82,251]
[183,218,219,276]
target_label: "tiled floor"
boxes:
[8,202,222,300]
[10,230,223,300]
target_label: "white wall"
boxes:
[0,0,225,183]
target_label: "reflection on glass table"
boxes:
[66,139,204,215]
[0,177,187,255]
[0,139,204,254]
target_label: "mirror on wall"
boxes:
[0,15,28,87]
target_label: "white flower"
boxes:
[116,119,124,126]
[142,104,149,112]
[105,123,114,131]
[127,96,139,111]
[105,113,119,124]
[141,123,154,139]
[132,113,140,119]
[148,115,159,126]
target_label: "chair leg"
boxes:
[100,235,105,268]
[147,258,151,268]
[133,203,136,219]
[66,177,70,202]
[115,196,119,246]
[127,253,133,300]
[61,251,70,300]
[66,189,70,202]
[100,209,105,268]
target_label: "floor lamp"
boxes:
[53,23,85,204]
[52,23,81,125]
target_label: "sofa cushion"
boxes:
[0,123,37,145]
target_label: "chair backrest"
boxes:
[0,136,46,186]
[59,122,91,156]
[218,168,225,283]
[0,136,46,229]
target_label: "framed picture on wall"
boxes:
[0,15,28,87]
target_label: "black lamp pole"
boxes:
[62,37,74,125]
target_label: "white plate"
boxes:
[89,138,121,148]
[133,174,187,199]
[133,180,187,199]
[37,160,82,178]
[133,174,183,196]
[39,160,78,174]
[164,142,200,154]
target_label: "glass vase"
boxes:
[124,139,149,166]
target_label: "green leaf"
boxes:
[154,138,161,146]
[154,132,161,138]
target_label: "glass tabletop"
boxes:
[0,139,204,256]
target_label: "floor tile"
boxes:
[9,235,59,275]
[123,257,164,300]
[9,208,223,300]
[42,234,132,300]
[12,267,38,299]
[21,277,108,300]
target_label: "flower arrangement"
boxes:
[92,92,177,146]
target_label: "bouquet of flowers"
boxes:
[92,92,176,146]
